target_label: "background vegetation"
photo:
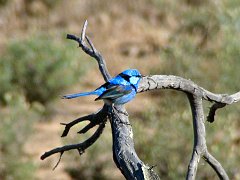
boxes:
[0,0,239,179]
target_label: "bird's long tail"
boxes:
[62,90,99,99]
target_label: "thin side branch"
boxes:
[207,103,226,123]
[41,121,106,160]
[81,20,88,42]
[207,91,240,122]
[66,20,111,81]
[41,105,109,165]
[60,107,107,137]
[203,150,229,180]
[60,114,94,137]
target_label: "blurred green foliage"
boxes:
[0,94,40,180]
[0,0,60,8]
[0,0,8,6]
[151,0,240,93]
[0,32,88,179]
[25,0,61,8]
[0,34,86,105]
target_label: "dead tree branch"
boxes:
[66,20,111,82]
[138,75,239,180]
[41,20,160,179]
[41,21,239,180]
[40,120,106,160]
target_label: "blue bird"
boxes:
[62,69,142,105]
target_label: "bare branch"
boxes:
[78,122,96,134]
[138,76,233,179]
[60,114,94,137]
[186,150,201,180]
[207,103,226,123]
[42,21,240,179]
[81,20,88,42]
[86,35,97,54]
[138,75,239,123]
[207,91,240,122]
[66,20,111,81]
[231,91,240,102]
[109,105,160,180]
[203,150,229,180]
[41,122,106,161]
[186,95,206,180]
[138,76,235,103]
[52,152,63,170]
[60,106,108,137]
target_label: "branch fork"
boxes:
[41,20,240,180]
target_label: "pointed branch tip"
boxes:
[81,20,88,41]
[52,152,64,171]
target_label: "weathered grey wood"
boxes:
[41,21,240,180]
[109,106,160,180]
[186,94,206,180]
[138,75,238,179]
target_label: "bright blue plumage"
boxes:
[62,69,142,105]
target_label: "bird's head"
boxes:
[120,69,142,89]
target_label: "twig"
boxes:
[60,114,94,137]
[207,91,240,122]
[66,20,111,82]
[52,152,63,170]
[207,102,226,123]
[81,20,88,42]
[41,122,106,160]
[203,150,229,179]
[60,107,107,137]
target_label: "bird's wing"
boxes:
[95,85,132,101]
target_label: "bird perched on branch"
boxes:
[62,69,142,105]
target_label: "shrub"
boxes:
[0,34,87,105]
[0,93,40,180]
[0,0,9,6]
